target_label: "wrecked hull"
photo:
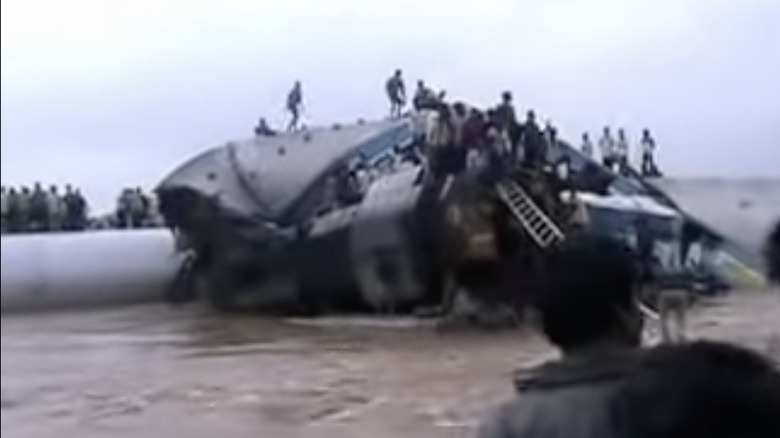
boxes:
[157,120,449,313]
[158,113,773,315]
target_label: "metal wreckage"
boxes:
[156,109,764,317]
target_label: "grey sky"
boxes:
[2,0,779,213]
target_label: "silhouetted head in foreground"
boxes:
[612,340,780,438]
[538,236,642,354]
[766,220,779,284]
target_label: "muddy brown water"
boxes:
[2,291,779,438]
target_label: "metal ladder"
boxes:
[496,180,565,249]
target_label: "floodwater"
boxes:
[2,291,779,438]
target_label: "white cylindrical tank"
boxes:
[1,230,182,313]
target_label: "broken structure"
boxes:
[157,110,775,315]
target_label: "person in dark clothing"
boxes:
[254,118,277,137]
[14,187,31,233]
[494,91,522,163]
[29,182,49,232]
[1,186,8,233]
[286,81,303,132]
[62,185,75,230]
[493,91,517,132]
[462,108,487,150]
[450,102,469,173]
[479,235,643,438]
[545,121,560,164]
[6,188,19,233]
[766,220,779,284]
[679,220,704,267]
[463,109,500,184]
[72,188,87,230]
[413,80,436,111]
[63,185,88,231]
[117,189,133,229]
[635,216,656,285]
[134,187,150,227]
[612,341,780,438]
[430,104,458,178]
[640,128,659,177]
[520,110,545,170]
[386,69,406,119]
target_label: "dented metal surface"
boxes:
[157,118,437,313]
[159,119,413,225]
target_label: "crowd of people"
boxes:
[0,185,164,234]
[379,71,779,438]
[113,187,163,229]
[582,127,661,177]
[253,71,661,180]
[1,184,88,234]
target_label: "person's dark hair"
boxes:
[612,341,780,438]
[453,102,467,117]
[766,220,779,283]
[537,235,640,351]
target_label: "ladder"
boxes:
[496,180,565,249]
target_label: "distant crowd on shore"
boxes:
[111,187,164,230]
[1,185,164,235]
[1,184,88,234]
[253,70,661,178]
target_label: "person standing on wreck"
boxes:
[599,126,616,171]
[386,69,406,119]
[640,128,659,177]
[581,132,594,159]
[478,236,644,438]
[286,81,304,132]
[520,110,545,170]
[615,128,630,174]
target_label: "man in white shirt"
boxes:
[598,126,616,171]
[581,132,594,159]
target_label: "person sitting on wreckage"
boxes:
[254,118,277,137]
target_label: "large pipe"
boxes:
[1,230,182,313]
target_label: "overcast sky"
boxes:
[2,0,779,213]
